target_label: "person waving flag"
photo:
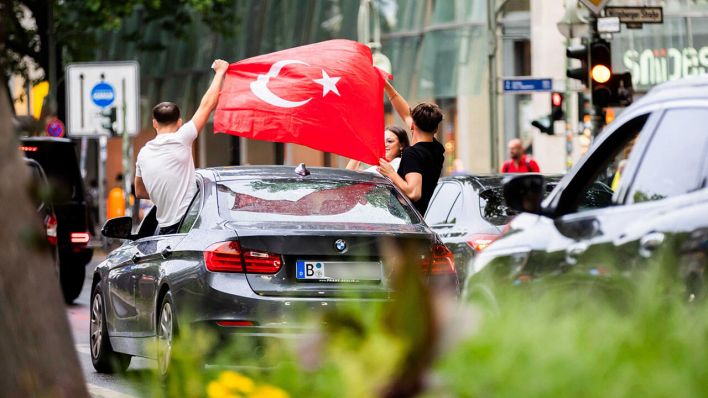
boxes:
[214,39,390,165]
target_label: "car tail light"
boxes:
[421,243,456,275]
[204,241,283,274]
[216,320,256,327]
[19,146,38,152]
[466,234,500,252]
[243,250,282,274]
[46,214,58,246]
[70,232,90,244]
[204,241,244,272]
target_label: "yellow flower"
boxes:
[219,370,255,394]
[207,380,232,398]
[249,385,290,398]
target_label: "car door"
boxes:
[132,183,202,337]
[549,107,708,278]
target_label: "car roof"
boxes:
[205,165,391,183]
[634,74,708,107]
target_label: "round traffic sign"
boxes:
[47,118,65,138]
[91,82,115,108]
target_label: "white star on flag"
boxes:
[313,70,341,97]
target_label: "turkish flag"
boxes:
[214,39,389,165]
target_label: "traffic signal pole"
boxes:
[588,15,606,137]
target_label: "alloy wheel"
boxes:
[157,301,173,375]
[90,293,103,359]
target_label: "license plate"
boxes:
[295,260,382,282]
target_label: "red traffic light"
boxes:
[552,92,563,107]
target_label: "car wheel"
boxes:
[157,291,177,378]
[90,284,131,373]
[59,253,86,303]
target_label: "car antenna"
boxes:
[294,163,310,176]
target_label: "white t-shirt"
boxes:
[135,121,198,227]
[363,157,401,175]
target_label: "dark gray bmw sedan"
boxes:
[90,166,455,375]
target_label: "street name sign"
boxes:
[65,61,140,137]
[579,0,609,15]
[605,6,663,26]
[503,78,553,93]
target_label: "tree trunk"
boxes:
[0,81,88,396]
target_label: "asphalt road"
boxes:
[67,251,152,398]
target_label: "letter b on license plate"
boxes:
[296,260,325,279]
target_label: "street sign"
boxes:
[503,78,553,93]
[46,117,65,138]
[605,7,663,24]
[579,0,609,15]
[90,82,115,108]
[65,61,140,137]
[598,17,621,34]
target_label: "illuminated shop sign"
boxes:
[623,46,708,89]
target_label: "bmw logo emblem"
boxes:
[334,239,347,253]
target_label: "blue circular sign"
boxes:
[46,118,65,137]
[91,82,115,108]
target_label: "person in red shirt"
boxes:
[500,138,540,173]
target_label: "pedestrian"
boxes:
[346,126,410,174]
[377,80,445,215]
[106,173,127,219]
[134,59,229,235]
[500,138,540,173]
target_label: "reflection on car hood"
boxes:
[223,220,431,235]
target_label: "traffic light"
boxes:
[551,92,564,121]
[590,38,612,108]
[566,43,589,87]
[100,107,117,135]
[608,72,634,107]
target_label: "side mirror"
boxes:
[102,217,134,240]
[503,174,545,215]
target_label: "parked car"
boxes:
[20,137,94,303]
[467,75,708,301]
[426,174,612,285]
[25,158,60,274]
[90,166,456,375]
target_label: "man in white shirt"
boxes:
[134,59,228,234]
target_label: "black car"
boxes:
[20,137,94,303]
[468,75,708,300]
[91,166,456,375]
[25,158,60,274]
[426,174,612,285]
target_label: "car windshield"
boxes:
[217,179,418,225]
[478,187,517,225]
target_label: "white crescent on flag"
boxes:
[249,60,312,108]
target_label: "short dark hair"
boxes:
[411,103,443,134]
[152,102,180,125]
[386,125,410,151]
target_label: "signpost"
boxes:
[503,78,553,93]
[65,61,140,234]
[605,6,663,29]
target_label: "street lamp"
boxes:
[358,0,391,74]
[557,0,589,40]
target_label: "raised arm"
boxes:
[384,80,413,128]
[191,59,229,132]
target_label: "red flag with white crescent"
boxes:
[214,39,390,165]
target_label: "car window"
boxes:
[425,183,461,225]
[217,179,419,225]
[179,185,202,233]
[447,193,463,224]
[627,108,708,204]
[557,114,649,214]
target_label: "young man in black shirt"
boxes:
[377,80,445,215]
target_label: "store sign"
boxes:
[623,46,708,88]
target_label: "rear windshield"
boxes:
[217,179,418,225]
[478,187,517,226]
[21,142,84,203]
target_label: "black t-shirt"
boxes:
[397,139,445,215]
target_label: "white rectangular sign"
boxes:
[65,61,140,137]
[598,17,621,33]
